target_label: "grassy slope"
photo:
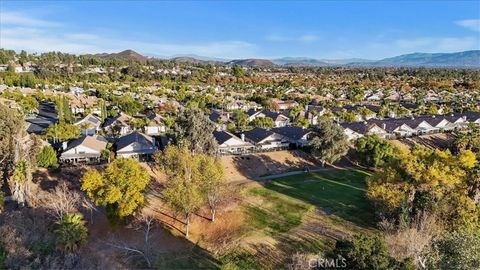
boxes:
[224,169,374,269]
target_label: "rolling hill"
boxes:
[228,58,275,67]
[96,49,149,63]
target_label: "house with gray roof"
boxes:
[213,130,254,155]
[75,113,102,135]
[116,131,157,160]
[242,128,289,151]
[103,112,133,137]
[271,126,312,146]
[60,135,108,164]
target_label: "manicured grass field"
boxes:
[265,169,374,227]
[245,169,374,231]
[230,169,374,269]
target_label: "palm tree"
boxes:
[55,213,88,252]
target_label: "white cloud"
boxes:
[0,10,258,58]
[455,19,480,32]
[265,34,288,42]
[299,34,319,42]
[66,33,100,41]
[265,33,319,43]
[0,11,59,27]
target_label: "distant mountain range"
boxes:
[358,50,480,68]
[271,57,374,66]
[95,50,480,68]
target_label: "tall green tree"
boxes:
[43,123,80,142]
[355,134,396,167]
[251,116,275,129]
[309,119,349,164]
[155,146,203,237]
[0,104,23,180]
[176,109,218,156]
[155,146,226,236]
[198,155,225,222]
[36,145,58,168]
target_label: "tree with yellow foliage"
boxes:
[81,159,150,221]
[155,145,225,237]
[368,146,478,230]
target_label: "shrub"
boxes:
[36,145,58,168]
[55,213,88,252]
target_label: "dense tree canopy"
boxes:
[251,116,275,129]
[81,159,150,219]
[309,119,349,164]
[368,146,478,230]
[43,123,80,142]
[355,135,397,167]
[333,233,412,270]
[175,109,218,156]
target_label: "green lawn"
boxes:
[229,169,374,269]
[245,187,312,236]
[263,169,374,227]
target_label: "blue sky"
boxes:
[1,1,479,59]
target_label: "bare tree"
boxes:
[44,182,81,220]
[381,213,440,269]
[81,197,98,224]
[104,214,155,268]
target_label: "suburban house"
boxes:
[209,111,232,131]
[246,108,263,122]
[103,113,133,137]
[305,105,327,126]
[242,128,289,151]
[271,126,312,147]
[341,122,389,141]
[70,94,97,115]
[246,109,290,127]
[75,113,102,135]
[25,101,58,135]
[144,114,166,136]
[60,135,108,164]
[116,131,157,160]
[465,112,480,125]
[263,111,290,127]
[213,130,255,155]
[341,112,480,141]
[271,99,298,110]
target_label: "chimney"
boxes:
[62,141,68,150]
[383,123,386,130]
[305,104,309,112]
[226,112,230,120]
[241,133,245,141]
